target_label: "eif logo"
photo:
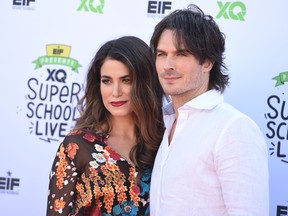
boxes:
[147,1,172,17]
[0,171,20,195]
[277,205,288,215]
[216,1,246,21]
[12,0,35,10]
[77,0,105,14]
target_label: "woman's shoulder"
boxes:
[58,129,109,164]
[62,128,108,147]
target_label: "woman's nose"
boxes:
[112,83,122,97]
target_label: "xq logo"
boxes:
[77,0,104,13]
[216,1,246,21]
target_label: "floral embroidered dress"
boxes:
[47,129,151,216]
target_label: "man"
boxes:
[149,4,269,216]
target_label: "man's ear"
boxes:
[203,60,214,73]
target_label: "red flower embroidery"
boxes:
[83,132,97,142]
[67,130,82,136]
[132,185,140,194]
[83,206,102,216]
[106,147,121,160]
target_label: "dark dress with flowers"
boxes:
[47,129,151,216]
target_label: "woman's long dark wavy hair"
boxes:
[75,36,165,175]
[150,4,229,93]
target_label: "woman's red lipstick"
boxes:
[110,101,127,107]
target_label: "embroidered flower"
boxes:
[83,132,96,142]
[89,160,99,168]
[106,146,121,161]
[108,158,116,164]
[139,170,151,196]
[92,153,106,163]
[112,201,139,216]
[131,185,140,195]
[95,144,104,152]
[67,130,82,136]
[66,143,79,159]
[56,145,68,189]
[105,163,119,172]
[53,198,66,213]
[48,130,151,215]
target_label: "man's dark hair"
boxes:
[150,4,229,92]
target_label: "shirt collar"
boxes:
[162,101,174,115]
[163,90,224,115]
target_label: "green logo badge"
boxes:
[77,0,105,13]
[273,71,288,87]
[216,1,246,21]
[33,44,82,72]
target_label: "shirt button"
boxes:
[123,205,132,214]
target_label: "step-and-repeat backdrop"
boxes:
[0,0,287,215]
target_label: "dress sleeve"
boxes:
[46,141,79,216]
[214,116,269,216]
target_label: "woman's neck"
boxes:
[107,115,137,166]
[109,115,135,138]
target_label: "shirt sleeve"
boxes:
[46,141,79,216]
[214,116,269,216]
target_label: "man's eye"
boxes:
[177,52,187,56]
[156,52,165,57]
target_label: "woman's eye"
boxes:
[123,78,131,84]
[101,79,110,84]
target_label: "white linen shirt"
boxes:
[150,90,269,216]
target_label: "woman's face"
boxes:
[100,59,133,118]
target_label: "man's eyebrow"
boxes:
[155,49,165,53]
[155,48,189,53]
[177,49,189,52]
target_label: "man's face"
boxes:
[155,29,212,102]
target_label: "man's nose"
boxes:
[163,56,176,71]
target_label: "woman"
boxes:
[46,36,164,216]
